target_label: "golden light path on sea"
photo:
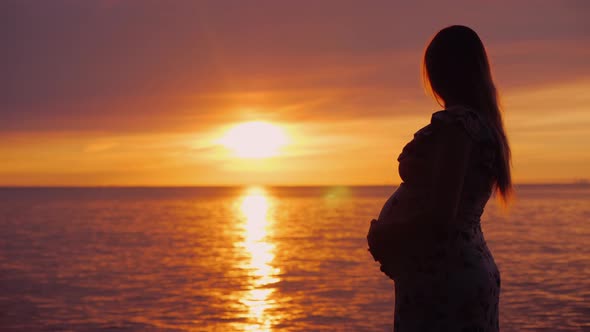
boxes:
[237,187,281,331]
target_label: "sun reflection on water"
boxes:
[237,187,280,331]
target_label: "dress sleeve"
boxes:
[431,106,488,142]
[424,113,474,234]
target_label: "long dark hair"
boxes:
[422,25,512,204]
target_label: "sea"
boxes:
[0,185,588,332]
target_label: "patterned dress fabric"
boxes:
[380,106,501,332]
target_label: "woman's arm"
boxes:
[424,121,473,236]
[367,119,474,275]
[388,122,473,248]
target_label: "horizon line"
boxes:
[0,182,588,189]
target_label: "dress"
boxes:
[374,106,501,331]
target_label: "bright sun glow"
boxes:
[218,121,288,158]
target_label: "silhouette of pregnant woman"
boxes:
[367,25,512,331]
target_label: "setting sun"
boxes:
[218,121,289,159]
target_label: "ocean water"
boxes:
[0,185,588,332]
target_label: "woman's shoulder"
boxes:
[430,105,493,143]
[398,106,495,162]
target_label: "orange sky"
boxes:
[1,1,589,186]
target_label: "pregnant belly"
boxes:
[378,183,428,224]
